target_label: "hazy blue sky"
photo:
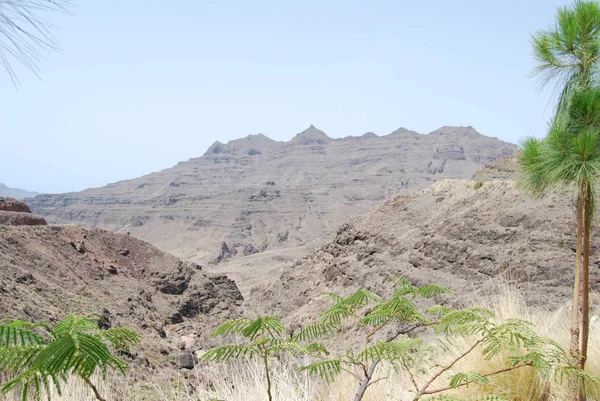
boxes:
[1,0,565,193]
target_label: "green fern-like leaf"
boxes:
[211,318,253,337]
[293,321,339,342]
[363,296,428,326]
[200,344,261,361]
[241,316,285,340]
[343,289,383,306]
[480,319,536,359]
[300,359,342,382]
[100,327,140,351]
[52,314,98,337]
[357,338,422,362]
[319,303,353,325]
[426,305,453,318]
[435,307,494,336]
[305,342,330,356]
[449,371,491,389]
[0,320,46,348]
[415,284,453,298]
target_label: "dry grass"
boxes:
[3,285,600,401]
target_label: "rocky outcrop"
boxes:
[0,197,47,226]
[0,197,32,213]
[472,156,519,181]
[27,126,517,264]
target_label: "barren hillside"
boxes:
[0,198,242,372]
[27,126,516,264]
[245,178,595,323]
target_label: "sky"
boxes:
[0,0,566,194]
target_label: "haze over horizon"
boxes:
[1,0,565,194]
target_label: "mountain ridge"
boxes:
[27,125,518,264]
[0,183,40,200]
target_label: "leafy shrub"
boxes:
[203,279,587,401]
[201,316,327,401]
[474,181,484,190]
[0,314,139,401]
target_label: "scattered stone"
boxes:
[170,313,183,324]
[178,352,198,369]
[15,272,35,284]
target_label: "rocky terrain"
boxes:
[27,126,517,264]
[0,183,40,200]
[245,175,595,324]
[0,198,242,372]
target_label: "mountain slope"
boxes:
[246,179,592,322]
[0,199,242,371]
[0,183,39,199]
[28,125,517,263]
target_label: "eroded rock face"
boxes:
[0,197,32,213]
[27,126,517,263]
[0,198,47,226]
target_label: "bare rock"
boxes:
[177,352,198,369]
[0,211,47,226]
[0,198,32,213]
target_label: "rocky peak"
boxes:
[388,127,419,137]
[429,126,480,137]
[205,141,228,155]
[291,125,331,145]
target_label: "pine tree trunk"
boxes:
[579,183,592,400]
[570,185,585,401]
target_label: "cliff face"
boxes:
[27,126,517,263]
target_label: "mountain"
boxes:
[246,173,588,324]
[0,183,39,199]
[27,125,517,264]
[0,198,242,371]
